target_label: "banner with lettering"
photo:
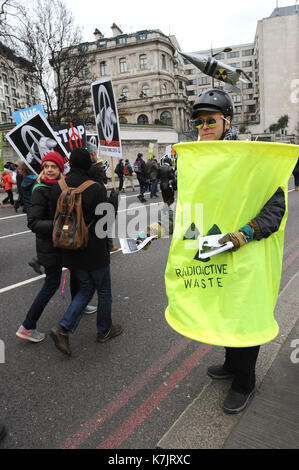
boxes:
[165,141,299,347]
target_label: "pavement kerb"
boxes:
[156,269,299,449]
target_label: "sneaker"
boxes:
[50,324,71,356]
[96,324,123,343]
[109,246,119,252]
[84,305,97,315]
[207,364,234,380]
[16,325,45,343]
[223,388,255,414]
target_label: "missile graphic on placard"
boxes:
[178,51,252,92]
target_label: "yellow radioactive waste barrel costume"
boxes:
[165,141,299,347]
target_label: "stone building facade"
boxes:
[69,24,191,133]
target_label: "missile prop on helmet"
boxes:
[178,51,251,92]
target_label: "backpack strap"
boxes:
[58,179,68,191]
[74,180,97,194]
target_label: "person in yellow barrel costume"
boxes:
[138,89,286,414]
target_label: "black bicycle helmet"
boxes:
[192,89,234,120]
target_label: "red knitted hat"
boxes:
[41,152,65,173]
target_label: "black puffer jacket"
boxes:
[158,163,176,191]
[27,182,62,267]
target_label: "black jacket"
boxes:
[27,182,62,267]
[50,168,110,271]
[158,164,176,190]
[88,163,107,185]
[253,187,285,240]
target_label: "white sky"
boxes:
[64,0,295,51]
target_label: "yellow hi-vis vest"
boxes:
[165,141,299,347]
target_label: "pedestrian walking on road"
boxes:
[115,158,124,192]
[49,148,123,356]
[16,152,65,343]
[134,153,147,202]
[124,159,135,191]
[147,157,159,198]
[1,170,16,206]
[158,157,176,207]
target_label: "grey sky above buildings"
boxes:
[64,0,295,51]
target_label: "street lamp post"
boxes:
[210,47,232,88]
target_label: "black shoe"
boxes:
[0,423,6,442]
[50,324,71,356]
[223,388,255,414]
[207,364,234,380]
[97,324,123,343]
[28,257,44,275]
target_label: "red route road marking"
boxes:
[97,343,213,449]
[60,337,192,449]
[282,245,299,271]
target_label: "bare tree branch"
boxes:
[2,0,93,126]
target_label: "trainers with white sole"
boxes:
[16,325,45,343]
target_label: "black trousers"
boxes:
[2,190,14,205]
[224,346,260,394]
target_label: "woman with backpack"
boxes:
[16,152,65,342]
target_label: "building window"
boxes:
[137,31,147,40]
[242,49,254,56]
[244,94,253,100]
[1,112,6,122]
[13,98,17,108]
[235,106,242,114]
[100,61,107,76]
[160,111,172,126]
[198,76,211,85]
[4,84,8,94]
[232,95,241,103]
[140,84,149,98]
[119,87,129,101]
[119,57,127,73]
[137,114,149,125]
[229,62,240,68]
[82,66,89,79]
[119,117,128,124]
[10,77,15,87]
[213,52,224,59]
[227,51,240,58]
[5,96,10,105]
[242,60,252,68]
[97,39,107,48]
[117,35,127,45]
[139,54,147,70]
[79,42,88,52]
[161,83,167,95]
[161,54,166,70]
[2,74,7,83]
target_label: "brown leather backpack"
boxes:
[52,179,96,250]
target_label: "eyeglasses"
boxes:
[194,117,217,129]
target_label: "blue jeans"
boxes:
[150,179,158,197]
[60,265,112,334]
[137,175,147,197]
[23,265,62,330]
